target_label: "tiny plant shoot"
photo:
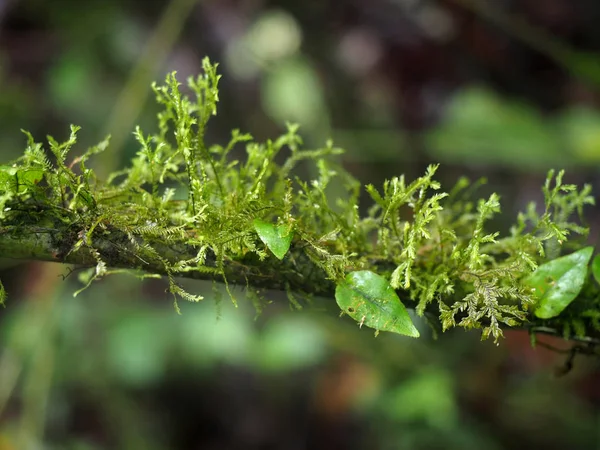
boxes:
[0,57,598,350]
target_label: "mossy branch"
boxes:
[1,219,598,347]
[0,221,334,297]
[0,57,599,351]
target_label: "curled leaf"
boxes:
[335,270,419,337]
[524,246,593,319]
[253,219,293,260]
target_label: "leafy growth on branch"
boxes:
[0,57,598,345]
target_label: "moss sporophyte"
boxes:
[0,57,598,349]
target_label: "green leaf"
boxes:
[335,270,419,337]
[253,219,293,260]
[16,168,44,189]
[524,246,593,319]
[0,165,44,194]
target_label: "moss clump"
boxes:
[0,57,598,346]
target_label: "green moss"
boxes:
[0,57,598,346]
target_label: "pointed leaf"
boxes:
[524,247,593,319]
[335,270,419,337]
[253,219,293,260]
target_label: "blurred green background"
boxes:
[0,0,599,449]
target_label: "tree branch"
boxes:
[0,217,334,297]
[3,217,599,348]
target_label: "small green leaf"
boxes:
[335,270,419,337]
[0,166,44,194]
[17,168,44,187]
[524,246,593,319]
[253,219,293,260]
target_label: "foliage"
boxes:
[253,219,294,260]
[0,57,598,345]
[524,246,593,319]
[335,270,419,337]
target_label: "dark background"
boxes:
[0,0,599,449]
